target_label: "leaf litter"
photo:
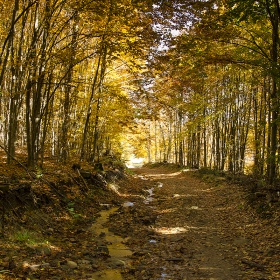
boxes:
[0,161,279,279]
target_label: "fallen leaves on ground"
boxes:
[0,161,279,279]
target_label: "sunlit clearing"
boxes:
[126,157,144,168]
[153,226,187,234]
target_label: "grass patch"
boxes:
[13,229,41,245]
[125,168,135,175]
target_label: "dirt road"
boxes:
[112,166,279,280]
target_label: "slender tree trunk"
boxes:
[154,118,158,162]
[267,1,279,183]
[178,109,184,166]
[80,53,102,161]
[6,0,19,163]
[91,46,107,162]
[147,121,151,162]
[203,123,207,167]
[60,12,79,163]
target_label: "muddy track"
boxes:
[111,167,278,280]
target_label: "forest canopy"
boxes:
[1,0,280,183]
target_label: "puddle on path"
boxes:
[91,181,164,279]
[144,182,163,204]
[91,269,123,280]
[123,184,161,206]
[91,207,132,280]
[144,187,154,204]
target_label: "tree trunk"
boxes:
[264,0,279,182]
[60,12,79,163]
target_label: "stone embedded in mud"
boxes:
[123,201,134,207]
[66,260,78,269]
[157,182,163,188]
[96,245,110,256]
[29,264,41,271]
[22,261,29,269]
[108,258,126,268]
[29,263,50,271]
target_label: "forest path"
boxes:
[114,166,276,280]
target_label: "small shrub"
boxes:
[67,201,82,220]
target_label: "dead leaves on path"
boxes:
[113,167,280,280]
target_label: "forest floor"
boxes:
[0,161,280,279]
